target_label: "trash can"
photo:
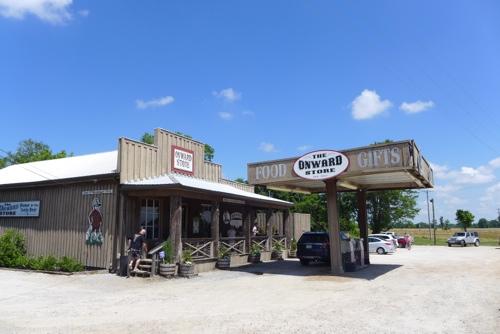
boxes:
[117,255,129,277]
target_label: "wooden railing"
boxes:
[251,236,269,251]
[182,238,215,260]
[220,237,246,255]
[272,236,287,250]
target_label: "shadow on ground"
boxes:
[229,259,401,281]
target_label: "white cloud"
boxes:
[351,89,392,120]
[480,182,500,209]
[297,145,312,152]
[400,100,435,114]
[489,157,500,168]
[136,96,174,109]
[218,112,233,120]
[430,161,497,185]
[259,142,277,153]
[0,0,73,24]
[213,88,241,102]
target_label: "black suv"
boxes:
[297,231,349,265]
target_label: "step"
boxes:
[138,264,152,270]
[140,259,153,263]
[131,269,151,276]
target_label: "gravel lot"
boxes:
[1,246,499,334]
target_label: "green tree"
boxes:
[444,219,450,230]
[141,132,154,145]
[0,158,5,169]
[439,216,444,229]
[204,144,215,162]
[3,140,69,166]
[367,190,419,233]
[477,218,488,228]
[234,177,247,184]
[455,209,474,231]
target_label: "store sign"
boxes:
[0,201,40,217]
[82,189,114,196]
[293,150,349,181]
[172,146,194,175]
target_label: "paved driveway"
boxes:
[0,246,498,334]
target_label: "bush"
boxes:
[182,250,193,264]
[0,230,84,272]
[0,230,26,267]
[58,256,84,272]
[162,239,174,264]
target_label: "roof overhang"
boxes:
[247,140,433,193]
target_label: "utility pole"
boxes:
[430,198,436,245]
[426,190,432,242]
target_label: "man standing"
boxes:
[127,228,147,274]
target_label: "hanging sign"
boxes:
[0,201,40,217]
[293,150,349,181]
[172,146,194,175]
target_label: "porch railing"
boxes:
[220,237,246,255]
[182,238,215,260]
[251,236,269,251]
[272,236,287,250]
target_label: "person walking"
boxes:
[404,233,412,250]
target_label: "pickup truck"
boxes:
[447,231,480,247]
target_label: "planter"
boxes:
[159,263,176,277]
[217,257,231,269]
[179,263,195,277]
[271,250,283,260]
[248,253,261,263]
[288,249,297,258]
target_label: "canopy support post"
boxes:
[325,179,344,274]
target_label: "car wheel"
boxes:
[461,240,466,247]
[300,259,310,266]
[474,240,480,247]
[376,247,385,255]
[448,243,451,247]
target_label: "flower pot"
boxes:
[217,257,231,269]
[159,263,176,277]
[248,253,261,263]
[289,249,297,258]
[179,263,195,277]
[271,250,283,260]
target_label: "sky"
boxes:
[1,0,500,223]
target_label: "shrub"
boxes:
[0,230,26,267]
[58,256,84,272]
[182,250,193,264]
[250,243,261,256]
[218,245,230,259]
[272,242,283,252]
[162,239,174,264]
[290,238,297,251]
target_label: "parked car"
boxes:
[380,231,396,238]
[297,231,350,265]
[369,233,398,249]
[368,237,395,254]
[447,231,480,247]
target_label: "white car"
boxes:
[368,237,395,254]
[369,233,398,249]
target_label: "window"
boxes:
[140,199,160,239]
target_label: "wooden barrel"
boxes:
[248,254,260,263]
[217,257,231,269]
[179,263,195,277]
[159,263,176,277]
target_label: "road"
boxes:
[0,246,498,333]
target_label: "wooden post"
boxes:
[325,179,344,274]
[284,210,292,246]
[211,202,220,258]
[112,192,124,272]
[169,196,182,263]
[357,189,370,265]
[245,209,254,254]
[266,210,273,251]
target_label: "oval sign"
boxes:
[293,150,349,181]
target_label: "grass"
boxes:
[392,228,500,246]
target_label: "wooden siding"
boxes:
[204,161,222,182]
[0,181,119,269]
[119,138,159,183]
[154,128,205,179]
[292,213,311,240]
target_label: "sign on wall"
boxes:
[293,150,349,181]
[172,145,194,175]
[0,201,40,217]
[86,197,104,245]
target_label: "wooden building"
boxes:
[0,129,305,271]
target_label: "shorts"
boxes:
[129,249,141,258]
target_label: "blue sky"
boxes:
[1,0,500,222]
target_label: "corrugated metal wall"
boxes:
[203,161,221,182]
[0,181,118,268]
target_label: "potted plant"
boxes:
[289,238,297,258]
[179,250,195,277]
[158,240,176,277]
[216,245,231,269]
[271,242,283,260]
[248,243,261,263]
